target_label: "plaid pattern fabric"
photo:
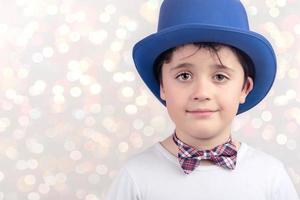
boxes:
[172,131,238,174]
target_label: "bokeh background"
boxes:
[0,0,299,199]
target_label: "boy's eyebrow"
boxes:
[170,62,235,72]
[170,63,193,71]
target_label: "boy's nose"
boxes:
[191,78,212,101]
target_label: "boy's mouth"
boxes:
[186,108,216,113]
[186,109,217,117]
[186,109,217,118]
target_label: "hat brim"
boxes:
[132,24,277,115]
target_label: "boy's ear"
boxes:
[160,84,166,101]
[240,77,254,104]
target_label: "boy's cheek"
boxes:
[220,93,241,109]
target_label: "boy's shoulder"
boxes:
[123,143,162,170]
[119,142,178,178]
[240,142,284,170]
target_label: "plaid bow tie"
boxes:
[172,131,238,174]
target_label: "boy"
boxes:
[106,0,299,199]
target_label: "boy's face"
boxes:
[159,44,253,146]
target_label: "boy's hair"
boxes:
[153,42,256,90]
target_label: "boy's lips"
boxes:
[186,109,217,117]
[186,109,217,112]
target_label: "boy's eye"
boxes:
[214,74,228,82]
[176,73,228,82]
[176,72,191,81]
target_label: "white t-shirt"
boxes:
[106,141,299,200]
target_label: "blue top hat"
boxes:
[132,0,277,115]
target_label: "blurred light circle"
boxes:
[47,5,58,15]
[103,59,116,72]
[116,28,127,39]
[113,72,124,82]
[90,83,102,95]
[248,6,258,15]
[261,111,272,122]
[5,147,18,160]
[76,190,86,199]
[85,194,99,200]
[99,13,110,23]
[76,11,86,22]
[5,89,16,99]
[56,173,67,183]
[121,87,134,98]
[3,67,14,78]
[133,119,144,130]
[294,24,300,34]
[27,192,40,200]
[0,171,4,182]
[110,41,123,52]
[17,68,29,79]
[285,89,296,100]
[54,95,65,104]
[118,142,129,153]
[135,95,148,106]
[44,175,56,186]
[70,32,81,42]
[125,104,138,114]
[80,75,92,86]
[124,71,135,81]
[288,68,299,79]
[276,0,286,7]
[58,42,69,53]
[67,71,81,82]
[27,159,38,169]
[89,30,108,45]
[24,174,36,185]
[0,117,10,131]
[32,52,43,63]
[96,164,108,175]
[70,87,82,97]
[269,7,280,18]
[42,47,54,58]
[70,150,82,161]
[58,24,70,35]
[273,95,288,106]
[143,126,154,136]
[276,134,288,145]
[126,21,137,31]
[105,4,116,14]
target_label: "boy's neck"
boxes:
[174,127,234,151]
